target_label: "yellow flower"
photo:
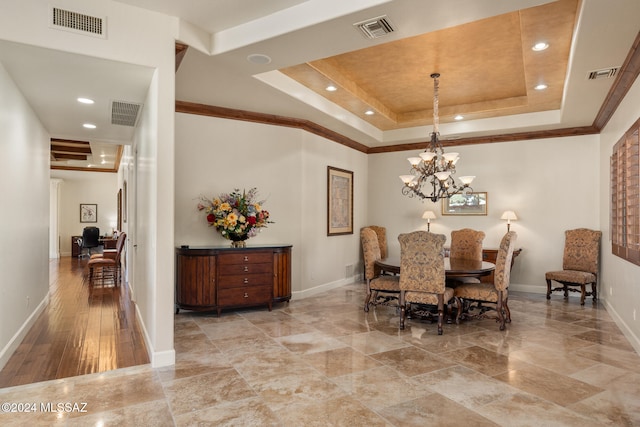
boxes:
[219,202,231,211]
[239,215,246,223]
[254,203,261,211]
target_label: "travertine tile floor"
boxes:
[2,283,640,426]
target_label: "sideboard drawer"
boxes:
[218,273,272,288]
[218,262,272,276]
[218,252,272,265]
[218,285,271,307]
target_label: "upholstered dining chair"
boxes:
[449,228,485,285]
[545,228,602,305]
[398,231,458,334]
[367,225,388,259]
[361,227,400,312]
[454,231,517,330]
[87,232,126,288]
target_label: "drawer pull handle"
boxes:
[243,256,249,262]
[243,292,249,298]
[243,266,249,272]
[243,278,249,284]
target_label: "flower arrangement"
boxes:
[198,188,272,244]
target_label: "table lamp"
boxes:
[501,210,517,231]
[422,210,436,232]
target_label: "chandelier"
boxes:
[399,73,474,202]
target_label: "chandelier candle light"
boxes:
[400,73,475,202]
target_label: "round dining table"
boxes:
[375,256,495,279]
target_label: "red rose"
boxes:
[247,216,257,225]
[206,214,215,223]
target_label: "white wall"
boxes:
[368,135,601,292]
[50,170,118,256]
[0,62,50,368]
[599,73,640,352]
[174,113,369,297]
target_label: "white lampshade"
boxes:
[434,171,451,181]
[407,157,422,166]
[501,210,518,221]
[459,176,475,185]
[399,175,416,184]
[422,210,436,220]
[442,152,459,162]
[419,151,437,161]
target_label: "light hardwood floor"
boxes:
[0,256,149,388]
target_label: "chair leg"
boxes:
[437,294,444,335]
[454,297,462,324]
[503,295,511,324]
[580,284,586,305]
[546,279,552,300]
[364,281,372,312]
[591,282,597,304]
[399,292,406,330]
[496,294,506,331]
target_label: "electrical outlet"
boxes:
[345,264,353,278]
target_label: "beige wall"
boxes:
[50,170,118,256]
[599,68,640,352]
[0,62,50,368]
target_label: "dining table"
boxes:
[374,255,496,280]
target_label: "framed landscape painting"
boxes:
[442,192,487,216]
[327,166,353,235]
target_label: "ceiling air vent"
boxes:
[50,7,106,38]
[354,16,394,39]
[587,67,619,80]
[111,101,142,127]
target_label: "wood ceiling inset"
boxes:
[280,0,579,131]
[50,138,91,161]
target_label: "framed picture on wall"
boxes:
[80,203,98,223]
[327,166,354,235]
[442,192,488,216]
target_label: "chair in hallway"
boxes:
[361,227,400,312]
[454,231,518,330]
[398,231,458,334]
[79,226,100,258]
[545,228,602,305]
[87,233,126,288]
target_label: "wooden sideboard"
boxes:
[175,244,292,315]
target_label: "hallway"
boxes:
[0,257,149,387]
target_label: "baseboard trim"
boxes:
[0,293,49,371]
[292,275,361,300]
[135,302,175,369]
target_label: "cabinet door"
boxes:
[176,254,216,308]
[273,248,292,302]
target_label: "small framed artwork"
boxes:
[442,192,488,216]
[327,166,354,235]
[80,203,98,223]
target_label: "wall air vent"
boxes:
[111,101,142,127]
[587,67,619,80]
[354,16,394,39]
[50,7,106,38]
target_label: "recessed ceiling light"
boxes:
[534,84,548,91]
[247,53,271,64]
[83,123,96,129]
[77,97,94,104]
[532,42,549,51]
[364,109,375,116]
[454,115,464,121]
[326,85,337,92]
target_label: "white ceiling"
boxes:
[1,0,639,171]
